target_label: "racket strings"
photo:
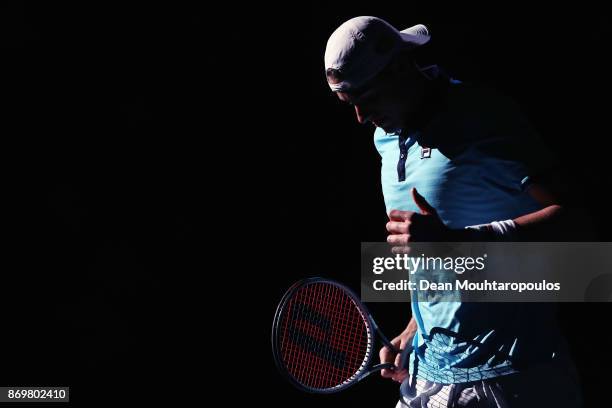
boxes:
[282,283,364,388]
[278,282,371,390]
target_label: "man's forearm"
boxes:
[513,204,564,240]
[404,316,418,338]
[514,204,594,240]
[461,204,591,241]
[461,205,564,241]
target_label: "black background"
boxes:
[4,2,611,406]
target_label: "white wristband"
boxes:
[465,219,517,240]
[489,220,517,236]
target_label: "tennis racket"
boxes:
[271,277,412,393]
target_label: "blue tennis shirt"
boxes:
[374,80,561,383]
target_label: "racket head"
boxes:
[271,278,375,393]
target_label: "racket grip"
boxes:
[360,362,397,381]
[399,345,413,370]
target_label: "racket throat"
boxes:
[358,363,397,382]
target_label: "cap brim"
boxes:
[399,24,431,46]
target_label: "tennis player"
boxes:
[325,16,583,407]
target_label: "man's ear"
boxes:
[383,59,407,80]
[392,51,418,73]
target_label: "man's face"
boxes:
[335,65,425,133]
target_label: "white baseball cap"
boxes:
[324,16,431,92]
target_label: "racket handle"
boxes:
[358,362,397,382]
[372,362,396,371]
[360,347,414,383]
[399,345,414,370]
